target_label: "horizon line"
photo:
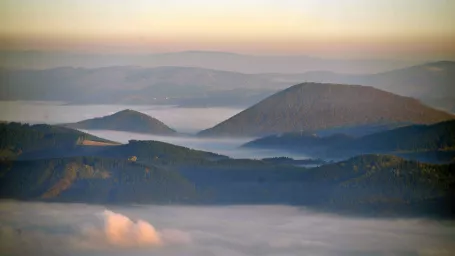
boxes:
[2,49,454,62]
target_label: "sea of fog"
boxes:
[1,101,455,255]
[0,101,242,134]
[1,201,454,256]
[0,101,310,159]
[79,130,310,159]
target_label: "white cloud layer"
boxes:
[0,201,454,256]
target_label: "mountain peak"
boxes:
[199,83,454,137]
[64,109,176,135]
[113,109,141,115]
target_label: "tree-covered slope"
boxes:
[0,157,197,204]
[332,119,455,153]
[0,152,454,217]
[98,140,228,165]
[0,122,227,163]
[199,83,454,137]
[63,109,176,135]
[242,120,455,162]
[1,122,454,217]
[0,122,118,159]
[243,132,353,153]
[304,155,455,216]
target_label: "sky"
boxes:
[1,0,454,59]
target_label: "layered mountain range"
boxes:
[1,122,454,218]
[1,61,455,218]
[1,61,454,111]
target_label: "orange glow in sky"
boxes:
[1,0,454,59]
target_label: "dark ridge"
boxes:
[242,119,455,163]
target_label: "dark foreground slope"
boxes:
[199,83,454,137]
[304,155,455,217]
[0,122,118,160]
[243,120,455,163]
[1,123,454,218]
[63,109,176,135]
[0,122,227,162]
[0,153,454,218]
[0,157,197,204]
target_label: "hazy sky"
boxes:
[1,0,454,59]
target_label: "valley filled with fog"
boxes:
[1,201,454,256]
[0,101,242,134]
[1,101,454,256]
[2,1,455,255]
[0,101,311,159]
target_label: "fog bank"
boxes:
[1,201,454,256]
[80,129,311,159]
[0,101,242,133]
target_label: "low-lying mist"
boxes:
[1,201,454,256]
[80,129,310,159]
[0,101,314,159]
[0,101,243,134]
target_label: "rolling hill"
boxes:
[243,120,455,163]
[1,120,455,217]
[0,122,227,162]
[1,61,453,110]
[0,66,285,106]
[0,50,415,73]
[1,154,453,218]
[0,122,118,160]
[262,61,455,99]
[199,83,454,137]
[260,61,455,112]
[330,119,455,153]
[0,157,198,204]
[63,109,177,135]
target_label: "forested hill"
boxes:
[98,140,228,164]
[0,154,453,218]
[242,120,455,162]
[0,122,118,159]
[199,83,454,137]
[0,157,197,203]
[1,121,454,218]
[304,155,455,216]
[243,132,352,153]
[63,109,176,135]
[330,119,455,153]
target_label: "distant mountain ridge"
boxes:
[199,83,454,137]
[0,50,417,73]
[263,61,455,112]
[63,109,176,135]
[1,61,454,111]
[262,61,455,97]
[0,65,282,106]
